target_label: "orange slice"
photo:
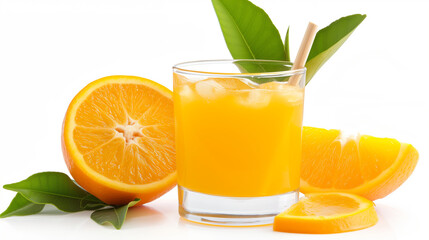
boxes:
[274,192,378,234]
[61,75,176,205]
[301,127,419,200]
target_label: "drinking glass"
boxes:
[173,59,305,226]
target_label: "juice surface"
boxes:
[174,76,304,197]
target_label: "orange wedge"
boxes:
[274,192,378,234]
[301,127,419,200]
[62,75,176,205]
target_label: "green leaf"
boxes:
[3,172,105,212]
[305,14,366,84]
[90,199,140,230]
[212,0,285,61]
[284,26,290,61]
[80,194,108,210]
[0,193,44,218]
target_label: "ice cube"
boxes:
[260,82,304,103]
[173,73,189,85]
[239,89,271,108]
[279,86,304,103]
[212,77,255,90]
[284,90,304,103]
[259,81,288,90]
[179,85,193,98]
[194,80,226,99]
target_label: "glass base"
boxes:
[178,186,299,226]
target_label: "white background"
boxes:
[0,0,428,239]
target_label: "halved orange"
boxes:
[62,75,176,205]
[274,192,378,234]
[301,127,419,200]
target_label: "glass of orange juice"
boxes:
[173,60,305,226]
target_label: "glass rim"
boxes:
[172,59,306,78]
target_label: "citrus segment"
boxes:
[62,75,176,205]
[274,192,378,233]
[75,84,127,127]
[359,135,401,181]
[72,127,117,154]
[301,127,419,200]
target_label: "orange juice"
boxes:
[174,76,304,197]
